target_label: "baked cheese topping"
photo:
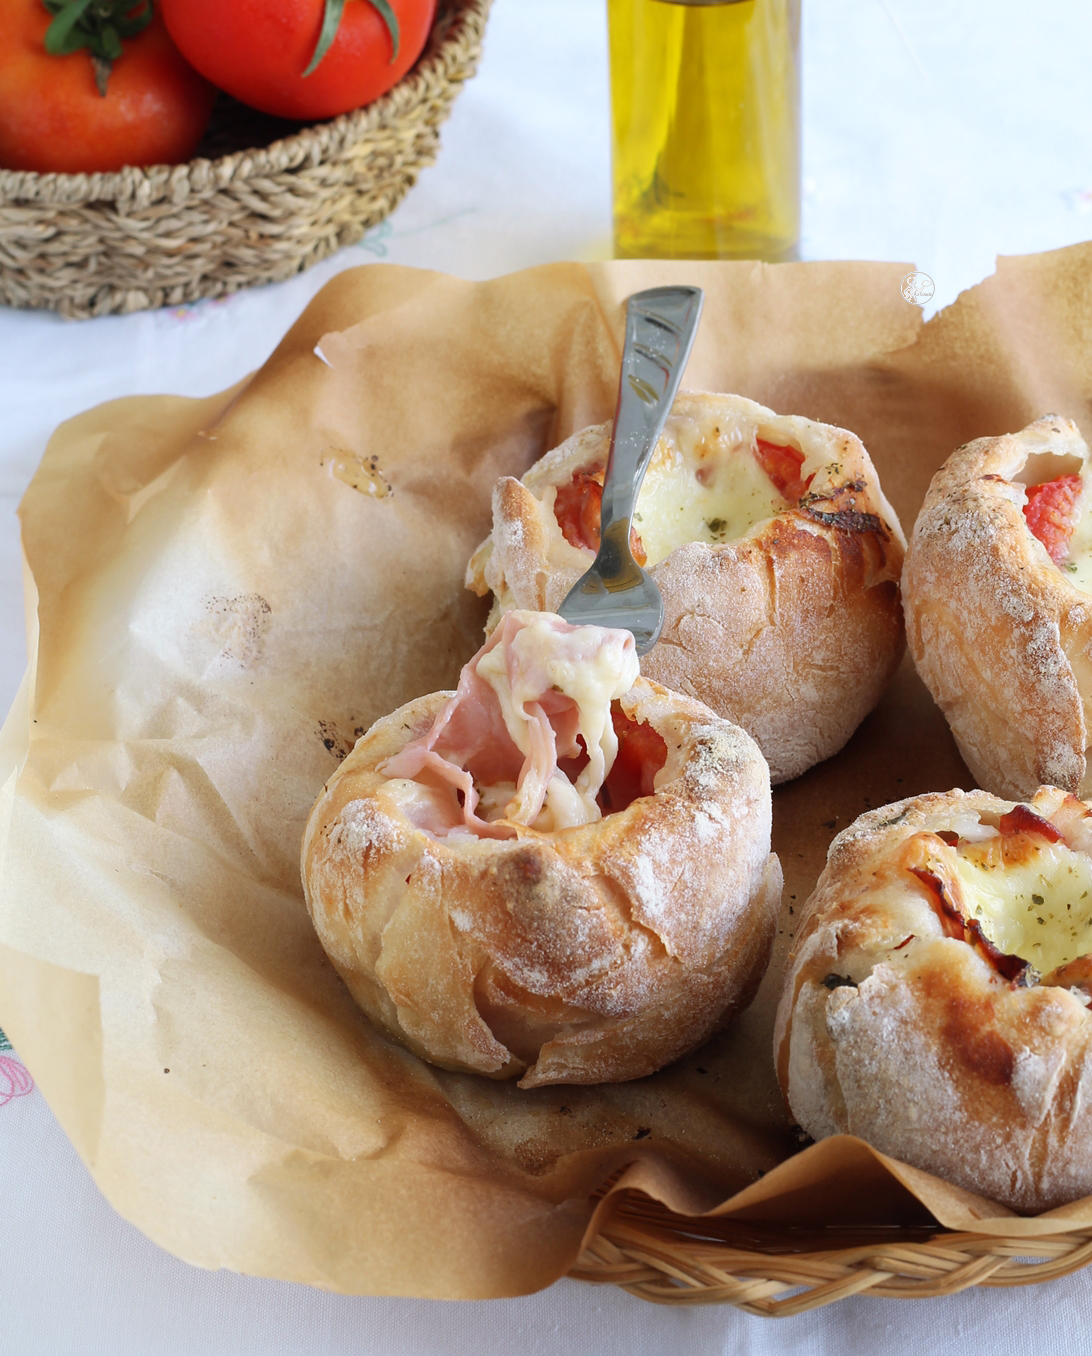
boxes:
[632,428,790,566]
[473,612,639,829]
[949,836,1092,973]
[380,611,639,838]
[1056,465,1092,594]
[1018,442,1092,593]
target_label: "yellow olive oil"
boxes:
[608,0,800,260]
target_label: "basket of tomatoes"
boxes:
[0,0,491,318]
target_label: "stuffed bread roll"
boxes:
[776,786,1092,1211]
[303,610,781,1088]
[466,391,905,784]
[905,415,1092,800]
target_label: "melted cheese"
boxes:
[631,427,788,566]
[473,613,639,830]
[1060,465,1092,594]
[950,839,1092,973]
[380,611,639,837]
[378,779,465,836]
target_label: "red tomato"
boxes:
[159,0,437,121]
[599,707,668,813]
[754,437,811,502]
[554,471,607,553]
[998,803,1063,843]
[553,470,648,565]
[1023,473,1082,565]
[0,2,215,174]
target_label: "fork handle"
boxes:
[599,285,705,548]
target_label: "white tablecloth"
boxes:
[2,1,1091,1349]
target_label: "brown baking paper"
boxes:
[4,246,1092,1298]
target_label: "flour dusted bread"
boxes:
[466,391,906,784]
[904,416,1092,800]
[302,611,781,1088]
[776,786,1092,1212]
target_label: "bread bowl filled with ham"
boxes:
[302,610,782,1088]
[775,785,1092,1212]
[466,392,906,784]
[904,415,1092,800]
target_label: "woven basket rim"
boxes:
[0,0,492,209]
[572,1188,1092,1313]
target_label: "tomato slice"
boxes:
[553,470,647,565]
[754,438,811,502]
[554,472,602,552]
[998,804,1063,843]
[1023,474,1082,565]
[598,706,668,813]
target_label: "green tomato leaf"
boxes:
[303,0,402,78]
[43,0,155,78]
[303,0,346,77]
[116,2,155,39]
[43,0,96,56]
[52,29,89,55]
[369,0,401,64]
[101,24,123,60]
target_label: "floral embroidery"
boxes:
[0,1026,34,1106]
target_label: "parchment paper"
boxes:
[3,247,1092,1298]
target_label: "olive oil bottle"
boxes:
[608,0,800,260]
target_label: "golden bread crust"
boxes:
[903,415,1092,798]
[775,786,1092,1211]
[302,678,781,1088]
[466,391,906,783]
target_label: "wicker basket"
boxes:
[572,1192,1092,1314]
[0,0,491,319]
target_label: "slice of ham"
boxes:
[380,611,640,839]
[1023,474,1082,565]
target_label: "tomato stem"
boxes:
[368,0,401,63]
[91,52,110,96]
[303,0,401,79]
[42,0,155,96]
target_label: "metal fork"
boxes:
[558,285,704,654]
